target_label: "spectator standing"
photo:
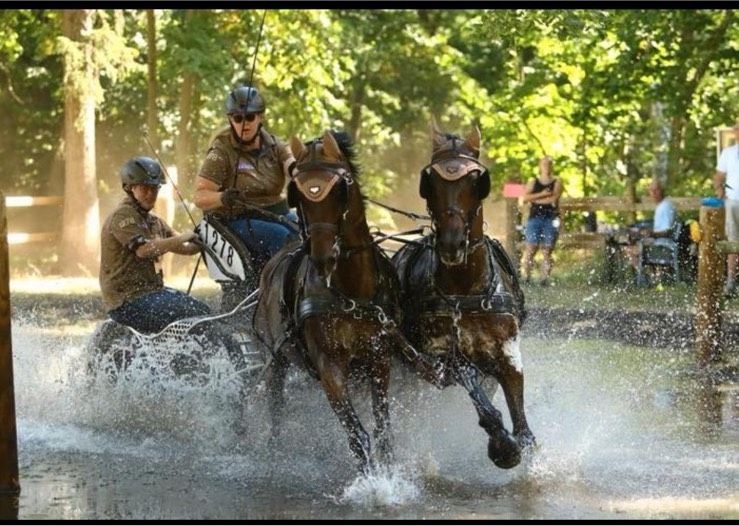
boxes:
[522,156,563,286]
[714,122,739,296]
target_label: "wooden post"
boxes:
[503,198,519,270]
[0,193,20,500]
[695,204,726,368]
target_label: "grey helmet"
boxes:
[120,156,166,187]
[225,86,266,114]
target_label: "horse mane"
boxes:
[432,130,480,160]
[329,129,361,181]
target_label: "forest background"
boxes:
[0,9,737,276]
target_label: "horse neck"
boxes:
[434,208,489,294]
[335,184,377,299]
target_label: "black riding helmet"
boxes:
[225,86,266,115]
[120,156,165,188]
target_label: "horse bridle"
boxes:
[290,140,355,257]
[421,147,489,263]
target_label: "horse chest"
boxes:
[303,316,385,354]
[417,313,521,371]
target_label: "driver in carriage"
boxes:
[100,156,211,334]
[193,85,299,306]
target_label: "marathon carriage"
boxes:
[85,214,270,391]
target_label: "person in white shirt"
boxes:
[627,180,676,273]
[714,122,739,296]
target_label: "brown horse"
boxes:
[393,121,535,469]
[253,130,401,474]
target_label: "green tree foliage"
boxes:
[1,8,737,232]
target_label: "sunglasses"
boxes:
[230,113,258,124]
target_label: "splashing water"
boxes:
[337,465,421,507]
[8,306,739,519]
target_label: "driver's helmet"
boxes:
[225,86,266,115]
[120,156,166,187]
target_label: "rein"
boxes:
[366,198,431,221]
[231,198,300,231]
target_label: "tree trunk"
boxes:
[60,9,100,277]
[624,135,639,225]
[175,10,197,190]
[347,76,365,143]
[176,72,196,189]
[664,10,733,189]
[146,9,158,151]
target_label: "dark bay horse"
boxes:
[253,130,402,474]
[393,121,535,469]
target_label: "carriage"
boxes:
[84,214,268,389]
[86,125,535,474]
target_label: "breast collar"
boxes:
[294,244,398,329]
[411,236,516,317]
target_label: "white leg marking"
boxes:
[502,334,523,372]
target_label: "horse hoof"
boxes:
[487,430,521,469]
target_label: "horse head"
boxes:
[420,119,490,266]
[288,130,359,281]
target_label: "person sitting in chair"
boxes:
[100,156,210,334]
[626,179,677,284]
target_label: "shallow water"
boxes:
[7,312,739,520]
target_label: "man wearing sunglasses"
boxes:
[193,85,298,262]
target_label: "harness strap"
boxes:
[421,292,515,315]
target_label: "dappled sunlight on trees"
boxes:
[0,8,736,274]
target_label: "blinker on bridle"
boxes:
[292,138,354,245]
[422,137,489,264]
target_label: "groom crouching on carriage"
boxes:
[193,85,299,310]
[99,156,210,333]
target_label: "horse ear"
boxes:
[290,135,306,161]
[465,125,481,154]
[321,130,343,162]
[431,116,446,151]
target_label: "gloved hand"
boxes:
[221,188,243,207]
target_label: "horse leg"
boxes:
[265,353,289,449]
[496,357,536,450]
[454,361,521,469]
[319,361,374,475]
[370,351,393,466]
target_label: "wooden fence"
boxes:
[4,191,176,247]
[500,192,703,256]
[4,195,63,246]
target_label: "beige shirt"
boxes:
[198,127,294,217]
[99,196,174,311]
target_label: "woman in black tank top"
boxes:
[521,156,563,286]
[529,178,559,219]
